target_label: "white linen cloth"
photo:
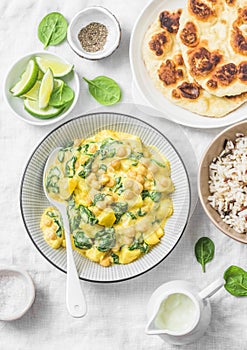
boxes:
[0,0,246,349]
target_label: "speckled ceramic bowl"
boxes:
[67,7,121,60]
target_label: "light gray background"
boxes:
[0,0,246,349]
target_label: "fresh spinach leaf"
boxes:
[224,265,247,296]
[73,230,92,250]
[195,237,215,273]
[83,76,121,106]
[95,228,116,252]
[38,12,68,48]
[49,81,74,107]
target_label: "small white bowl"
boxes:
[4,52,80,126]
[67,6,121,60]
[0,266,35,321]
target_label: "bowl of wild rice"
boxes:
[198,120,247,243]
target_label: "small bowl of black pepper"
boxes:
[67,6,121,60]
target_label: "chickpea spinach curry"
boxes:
[40,130,174,267]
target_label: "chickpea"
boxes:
[124,190,135,200]
[87,173,97,183]
[133,182,143,194]
[74,139,81,147]
[144,181,152,190]
[45,228,56,240]
[91,180,100,190]
[88,143,97,153]
[146,173,153,181]
[136,220,148,232]
[136,175,145,185]
[91,163,99,172]
[125,226,136,238]
[128,170,137,178]
[136,164,147,176]
[160,177,170,187]
[110,159,121,170]
[105,196,113,205]
[123,236,133,245]
[116,147,127,158]
[111,193,118,201]
[44,217,52,227]
[100,174,110,185]
[149,163,159,174]
[106,177,115,188]
[141,158,150,167]
[124,179,134,189]
[96,200,107,210]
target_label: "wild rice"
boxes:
[208,133,247,234]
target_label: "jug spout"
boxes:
[199,278,224,300]
[145,309,168,335]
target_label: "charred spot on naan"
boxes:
[180,21,200,47]
[172,82,201,100]
[231,8,247,55]
[188,0,215,21]
[238,62,247,83]
[188,47,222,77]
[207,79,218,89]
[212,63,238,86]
[174,54,184,66]
[159,9,182,33]
[148,31,171,57]
[225,0,236,6]
[158,59,184,86]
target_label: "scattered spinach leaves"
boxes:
[83,76,121,106]
[49,81,74,107]
[38,12,68,49]
[141,190,161,203]
[151,159,166,168]
[224,265,247,296]
[195,237,215,273]
[129,234,149,253]
[92,193,106,206]
[79,205,98,226]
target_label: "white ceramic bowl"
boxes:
[67,7,121,60]
[4,52,80,126]
[20,112,191,283]
[0,266,35,321]
[129,0,247,129]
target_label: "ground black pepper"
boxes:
[78,22,108,53]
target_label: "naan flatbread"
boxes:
[142,8,247,117]
[178,0,247,97]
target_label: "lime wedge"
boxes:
[39,68,54,109]
[21,80,41,101]
[24,99,63,119]
[36,56,73,77]
[10,59,39,97]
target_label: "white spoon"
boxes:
[43,147,87,318]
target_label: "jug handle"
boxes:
[199,277,225,300]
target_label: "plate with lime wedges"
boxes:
[4,52,79,125]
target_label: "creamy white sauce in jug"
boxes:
[155,293,197,333]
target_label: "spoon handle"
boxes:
[60,206,87,318]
